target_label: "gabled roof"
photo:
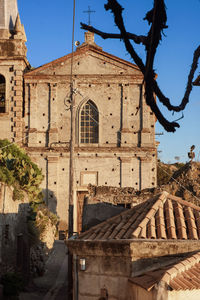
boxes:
[129,252,200,291]
[24,42,140,77]
[78,191,200,241]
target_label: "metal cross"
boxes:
[83,6,96,26]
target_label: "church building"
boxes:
[0,0,157,232]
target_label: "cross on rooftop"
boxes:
[83,6,96,26]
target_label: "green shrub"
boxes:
[0,139,58,245]
[0,139,44,203]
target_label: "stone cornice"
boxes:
[23,146,156,153]
[66,239,200,259]
[24,74,143,83]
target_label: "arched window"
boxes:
[0,75,6,113]
[80,100,99,143]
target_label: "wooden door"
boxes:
[77,191,88,234]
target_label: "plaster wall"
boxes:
[128,284,200,300]
[4,0,18,30]
[128,283,154,300]
[77,255,131,300]
[168,290,200,300]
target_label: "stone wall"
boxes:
[0,6,29,144]
[67,240,200,300]
[78,255,131,300]
[0,16,157,231]
[86,184,157,206]
[0,182,30,275]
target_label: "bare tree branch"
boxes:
[81,0,200,132]
[104,0,179,132]
[173,113,184,122]
[80,22,147,45]
[153,45,200,112]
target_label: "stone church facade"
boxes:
[0,0,157,231]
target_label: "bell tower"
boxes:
[0,0,29,143]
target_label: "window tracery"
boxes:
[80,100,99,143]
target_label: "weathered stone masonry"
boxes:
[0,1,157,231]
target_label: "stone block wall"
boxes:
[26,146,156,230]
[0,27,157,231]
[67,239,200,300]
[0,20,29,144]
[0,182,29,275]
[76,251,131,299]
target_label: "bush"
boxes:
[0,139,44,203]
[0,139,58,246]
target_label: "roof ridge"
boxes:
[132,192,168,238]
[168,194,200,212]
[24,45,140,76]
[161,252,200,283]
[79,192,168,240]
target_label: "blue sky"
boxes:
[18,0,200,163]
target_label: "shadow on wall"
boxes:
[42,188,57,215]
[82,202,127,232]
[42,188,67,235]
[0,203,30,280]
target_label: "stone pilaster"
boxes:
[140,157,152,190]
[48,83,58,146]
[120,157,132,187]
[47,156,58,214]
[28,83,38,146]
[120,84,137,146]
[12,67,23,144]
[140,86,152,147]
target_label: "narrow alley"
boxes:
[19,240,68,300]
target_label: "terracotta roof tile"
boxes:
[173,202,187,239]
[156,203,167,239]
[147,218,156,239]
[139,223,147,239]
[173,277,190,290]
[194,210,200,238]
[164,200,177,239]
[165,267,178,276]
[130,252,200,291]
[78,192,200,241]
[169,280,180,290]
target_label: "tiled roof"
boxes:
[78,191,200,241]
[129,252,200,291]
